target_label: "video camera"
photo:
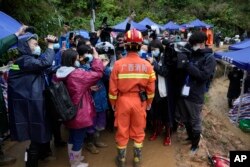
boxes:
[163,41,192,69]
[146,25,160,40]
[99,17,113,42]
[95,41,115,58]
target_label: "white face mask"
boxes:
[85,54,93,63]
[152,49,160,57]
[192,45,200,51]
[32,46,41,56]
[74,60,80,67]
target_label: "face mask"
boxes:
[143,40,149,45]
[138,50,146,57]
[152,49,160,57]
[74,60,80,67]
[32,46,41,56]
[53,43,60,50]
[192,45,200,51]
[85,54,93,63]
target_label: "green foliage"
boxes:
[0,0,249,38]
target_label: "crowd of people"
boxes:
[0,15,216,167]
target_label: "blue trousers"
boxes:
[68,128,86,151]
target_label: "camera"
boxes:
[99,17,113,42]
[95,42,115,58]
[146,25,160,40]
[164,41,191,69]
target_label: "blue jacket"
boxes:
[81,64,111,112]
[8,34,54,143]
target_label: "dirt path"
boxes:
[3,69,250,167]
[4,130,176,167]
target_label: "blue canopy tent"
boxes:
[215,47,250,123]
[138,17,163,30]
[112,18,147,32]
[187,19,213,28]
[162,21,181,30]
[180,23,194,29]
[215,47,250,71]
[0,11,21,39]
[228,39,250,50]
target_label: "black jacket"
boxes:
[185,48,216,104]
[227,69,243,98]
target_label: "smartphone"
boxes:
[62,41,66,48]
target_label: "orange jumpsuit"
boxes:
[109,52,156,147]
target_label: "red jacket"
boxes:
[56,58,104,129]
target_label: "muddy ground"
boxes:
[3,45,250,167]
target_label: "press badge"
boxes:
[182,84,190,96]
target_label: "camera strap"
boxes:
[185,75,190,86]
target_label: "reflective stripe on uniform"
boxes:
[150,72,156,78]
[147,94,155,99]
[10,64,20,70]
[118,73,150,79]
[109,94,117,100]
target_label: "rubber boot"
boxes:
[133,143,142,167]
[69,149,88,167]
[115,147,126,167]
[53,121,67,147]
[85,134,99,154]
[163,126,171,146]
[190,133,200,155]
[184,123,193,141]
[68,144,84,162]
[39,142,55,161]
[149,121,162,141]
[0,144,16,166]
[25,143,39,167]
[94,131,108,148]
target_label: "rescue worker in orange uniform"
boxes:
[109,29,156,167]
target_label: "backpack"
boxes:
[44,81,82,121]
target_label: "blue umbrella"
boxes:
[0,11,22,39]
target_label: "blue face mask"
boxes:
[143,39,149,45]
[53,43,60,50]
[85,54,93,63]
[152,49,160,57]
[74,60,80,67]
[32,46,41,56]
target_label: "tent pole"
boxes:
[236,70,247,124]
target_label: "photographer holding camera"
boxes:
[8,33,56,167]
[179,31,216,154]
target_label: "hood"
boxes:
[192,47,213,57]
[56,66,75,78]
[17,33,38,55]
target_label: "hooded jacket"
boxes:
[8,34,54,143]
[185,48,216,104]
[56,58,104,129]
